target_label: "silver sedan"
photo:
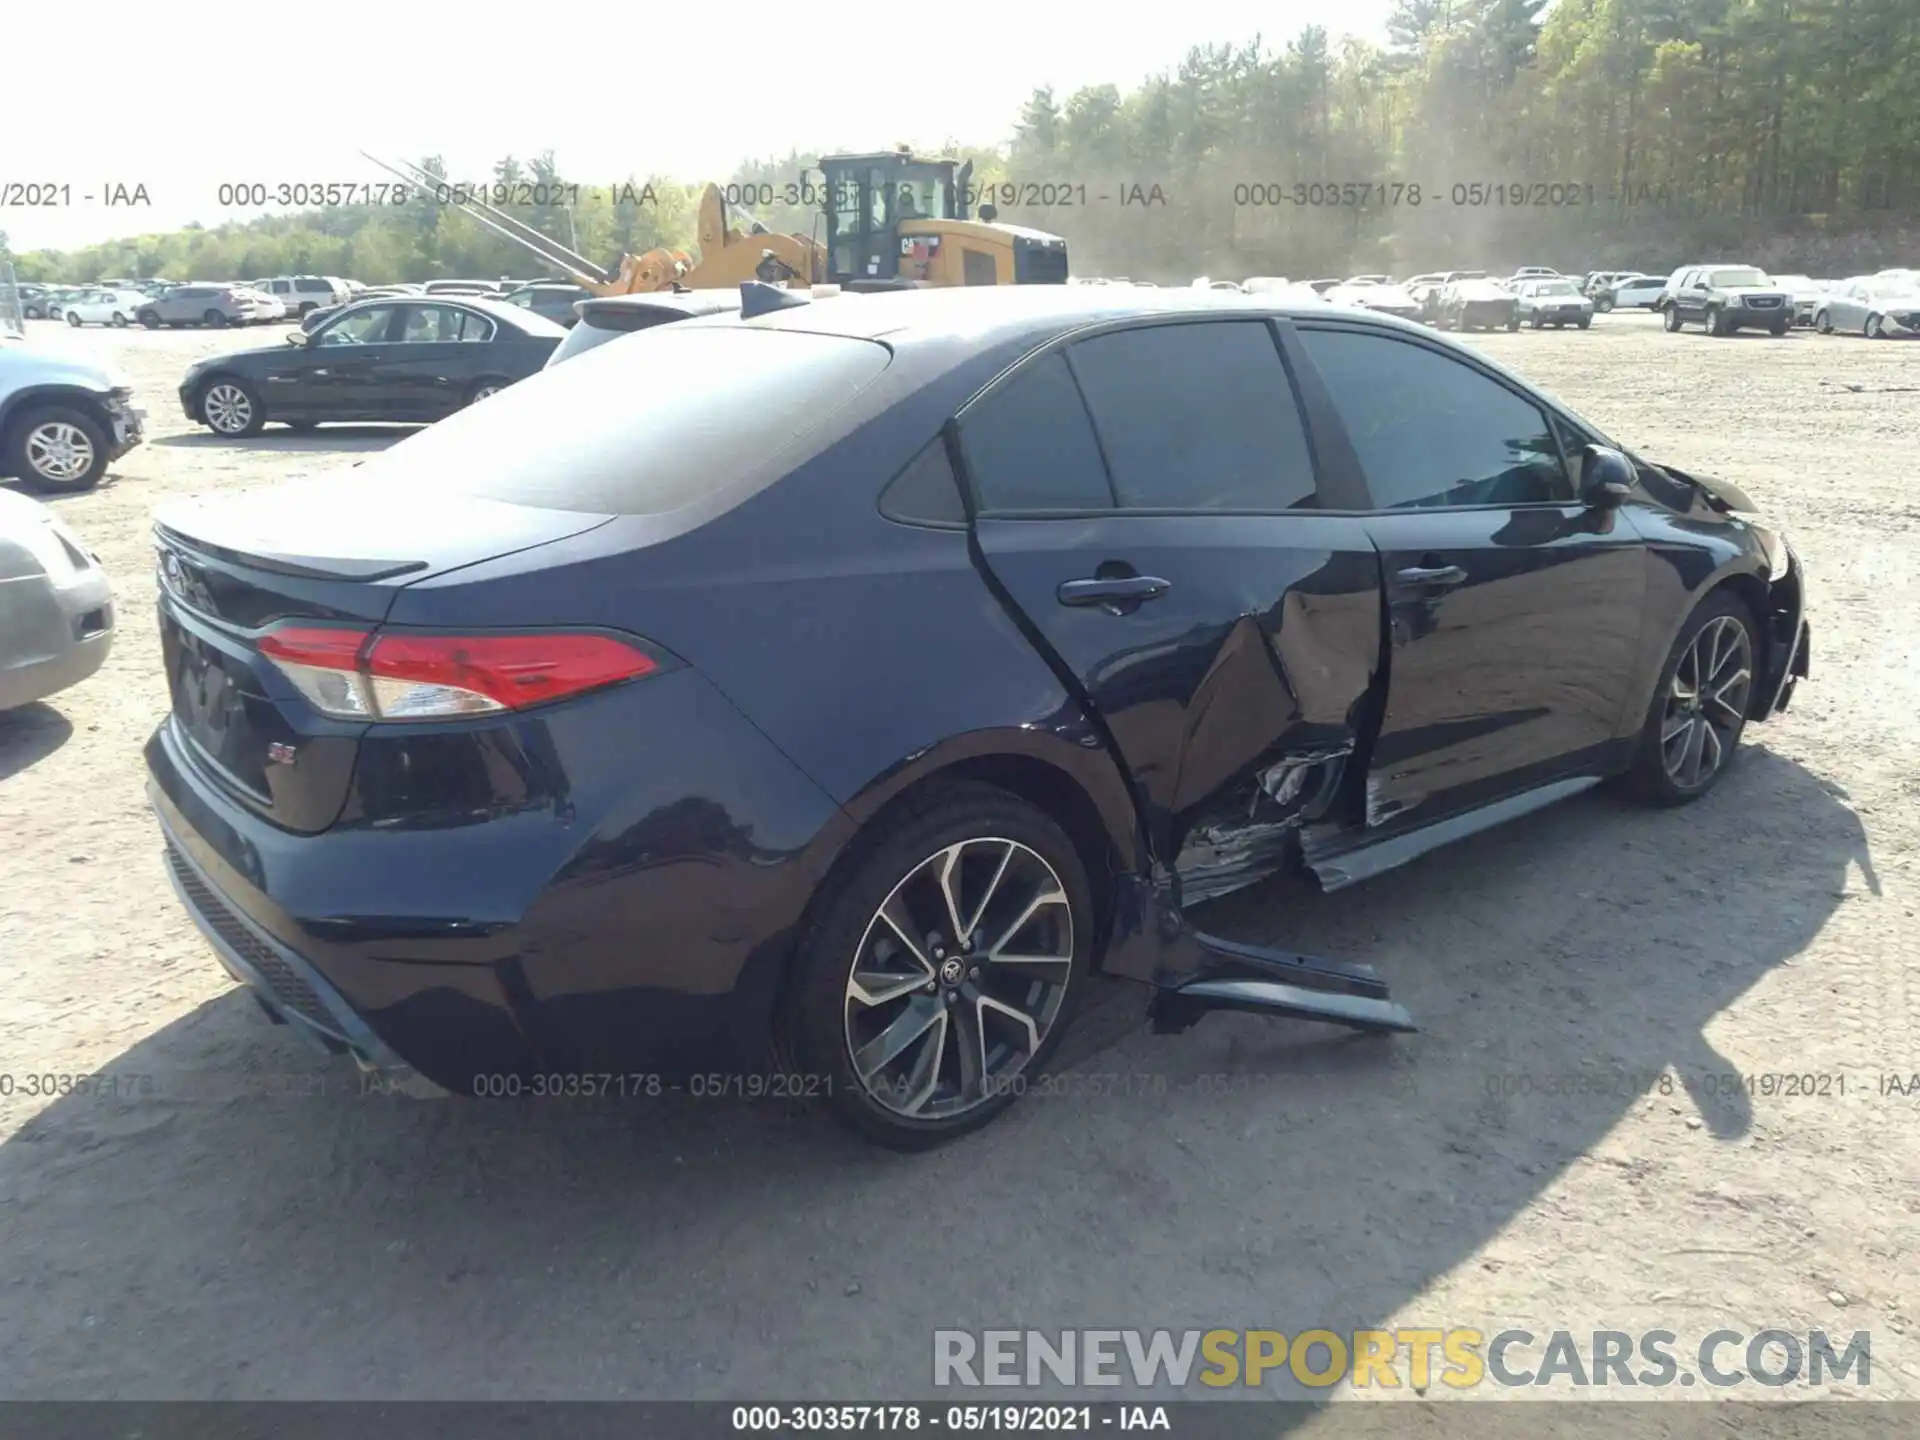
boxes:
[0,488,114,711]
[1814,275,1920,337]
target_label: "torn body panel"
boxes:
[969,514,1395,1027]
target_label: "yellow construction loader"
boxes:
[360,149,1070,294]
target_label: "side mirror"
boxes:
[1581,445,1634,508]
[284,329,308,346]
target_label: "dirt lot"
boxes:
[1,311,1916,1413]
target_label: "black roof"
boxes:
[722,284,1326,348]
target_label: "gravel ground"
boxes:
[1,311,1915,1417]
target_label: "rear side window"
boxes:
[376,326,893,514]
[1067,320,1317,510]
[958,351,1113,513]
[296,277,331,293]
[880,438,967,527]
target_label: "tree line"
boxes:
[5,0,1915,286]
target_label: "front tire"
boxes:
[1816,310,1833,334]
[4,405,111,493]
[786,783,1094,1150]
[202,309,227,328]
[198,377,265,437]
[1866,313,1884,339]
[111,312,129,327]
[1625,592,1758,807]
[66,311,82,328]
[1577,317,1592,330]
[1663,304,1683,332]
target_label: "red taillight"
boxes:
[258,626,659,721]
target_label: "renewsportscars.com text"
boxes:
[932,1328,1872,1390]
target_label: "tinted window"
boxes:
[373,326,892,514]
[1297,329,1571,508]
[958,351,1113,513]
[295,278,332,293]
[316,306,397,346]
[398,304,489,343]
[879,438,967,527]
[1067,321,1316,510]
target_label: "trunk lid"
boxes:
[153,472,614,832]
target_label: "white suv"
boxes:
[251,275,351,317]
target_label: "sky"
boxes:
[3,0,1395,253]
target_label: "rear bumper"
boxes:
[0,567,113,710]
[143,664,858,1091]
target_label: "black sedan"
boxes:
[180,297,565,436]
[145,287,1810,1149]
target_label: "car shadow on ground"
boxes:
[0,702,73,781]
[0,747,1873,1401]
[150,427,420,454]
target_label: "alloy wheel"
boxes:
[1660,615,1752,790]
[471,384,501,402]
[25,422,95,483]
[843,837,1074,1121]
[203,384,253,434]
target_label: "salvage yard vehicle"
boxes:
[1597,274,1665,311]
[60,289,147,328]
[1513,276,1594,329]
[179,295,566,436]
[136,284,263,329]
[0,487,114,710]
[1439,275,1520,331]
[1812,274,1920,337]
[1768,274,1825,327]
[0,335,145,492]
[1660,265,1792,335]
[250,276,351,316]
[144,286,1810,1149]
[40,289,90,321]
[1324,279,1423,320]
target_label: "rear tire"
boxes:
[1595,295,1614,313]
[4,405,111,494]
[111,312,129,327]
[1624,591,1758,807]
[203,309,226,328]
[785,782,1094,1151]
[465,379,506,406]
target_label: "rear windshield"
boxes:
[376,326,892,514]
